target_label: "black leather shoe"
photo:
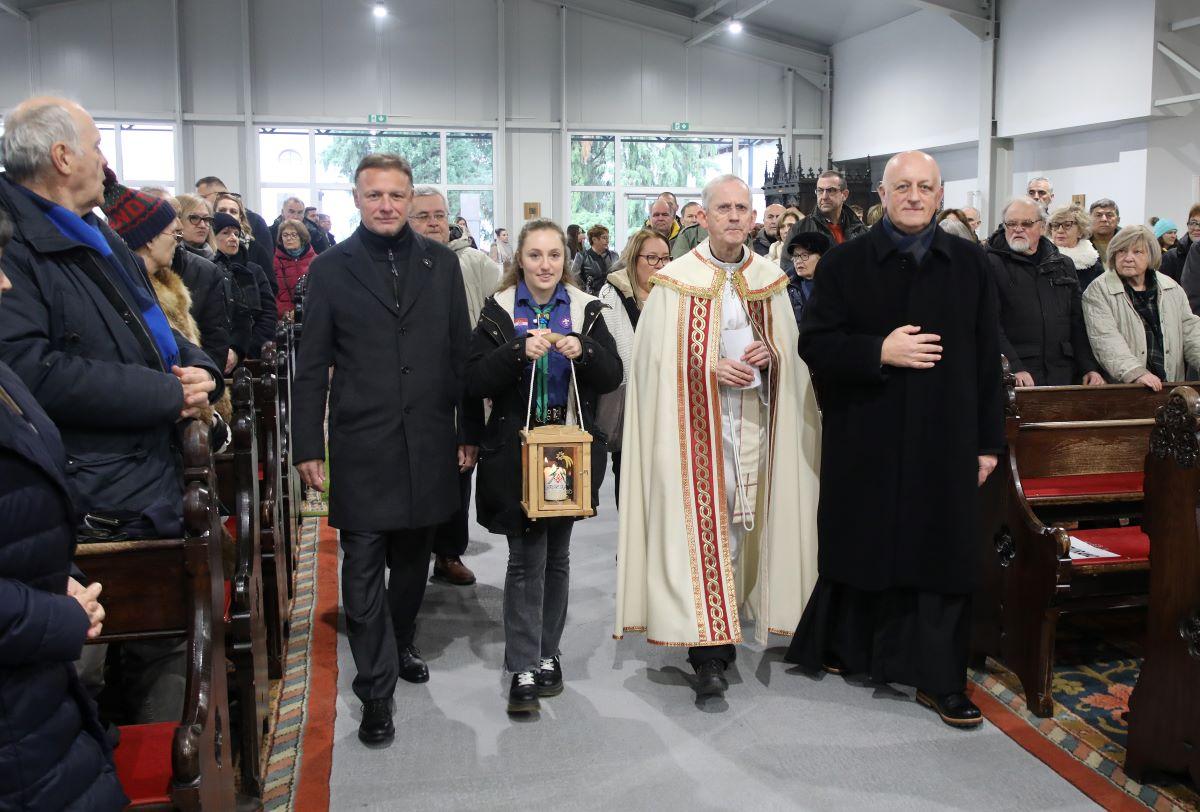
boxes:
[398,644,429,684]
[693,659,728,698]
[916,690,983,728]
[536,656,563,697]
[358,698,395,745]
[508,671,540,713]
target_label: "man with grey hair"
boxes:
[787,150,1003,728]
[961,206,983,241]
[777,168,867,274]
[1089,198,1121,259]
[1026,176,1054,211]
[406,184,493,587]
[986,196,1102,387]
[617,173,821,701]
[270,194,329,254]
[0,95,224,722]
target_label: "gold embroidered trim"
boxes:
[766,627,795,637]
[650,268,724,299]
[675,297,707,639]
[649,251,789,302]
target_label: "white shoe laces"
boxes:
[538,657,557,672]
[516,671,537,687]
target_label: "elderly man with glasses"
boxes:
[986,196,1103,387]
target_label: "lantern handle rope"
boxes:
[523,357,586,433]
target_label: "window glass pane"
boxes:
[316,188,358,243]
[446,132,493,185]
[98,124,117,170]
[313,130,440,185]
[448,190,494,247]
[259,130,310,184]
[571,191,615,244]
[619,136,732,188]
[625,194,658,239]
[571,135,615,187]
[739,138,778,219]
[119,125,175,183]
[260,187,312,223]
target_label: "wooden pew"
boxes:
[214,368,270,797]
[75,421,236,810]
[244,348,289,678]
[975,370,1176,718]
[1126,385,1200,787]
[272,321,302,590]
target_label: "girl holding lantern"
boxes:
[466,219,622,715]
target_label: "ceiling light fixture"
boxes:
[728,19,743,33]
[373,3,388,18]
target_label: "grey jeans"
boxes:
[504,518,573,673]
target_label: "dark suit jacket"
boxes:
[291,225,473,532]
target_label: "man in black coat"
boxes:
[777,169,868,274]
[985,196,1104,387]
[292,153,473,747]
[787,151,1005,728]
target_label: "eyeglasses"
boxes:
[410,212,448,222]
[791,252,818,263]
[815,187,843,197]
[1188,220,1200,228]
[1049,222,1076,231]
[637,254,670,267]
[1004,219,1038,230]
[186,214,213,226]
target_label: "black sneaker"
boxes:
[535,656,563,697]
[507,671,540,714]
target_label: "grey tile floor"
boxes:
[328,474,1098,811]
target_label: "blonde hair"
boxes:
[1106,224,1162,272]
[496,219,581,293]
[212,192,254,242]
[1048,205,1091,239]
[175,194,215,249]
[618,228,669,301]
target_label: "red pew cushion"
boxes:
[1023,471,1143,498]
[1070,526,1150,566]
[113,722,174,806]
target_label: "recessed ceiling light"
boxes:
[373,3,388,18]
[728,19,743,33]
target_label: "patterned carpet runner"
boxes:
[969,615,1199,811]
[262,518,339,811]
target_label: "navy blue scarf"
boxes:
[881,214,938,265]
[23,190,179,368]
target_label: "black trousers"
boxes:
[687,644,736,668]
[432,470,473,558]
[611,451,622,510]
[340,527,435,702]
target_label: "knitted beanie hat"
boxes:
[212,212,242,236]
[101,168,177,251]
[1153,218,1178,240]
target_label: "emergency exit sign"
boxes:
[368,114,388,124]
[671,121,690,131]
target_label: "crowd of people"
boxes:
[3,91,1200,810]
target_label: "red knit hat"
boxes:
[101,166,177,251]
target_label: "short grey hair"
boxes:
[283,196,304,209]
[0,101,82,182]
[1026,176,1053,193]
[1090,198,1120,216]
[1048,205,1090,239]
[816,169,847,191]
[412,185,447,206]
[1001,196,1049,226]
[700,174,751,211]
[1106,225,1161,272]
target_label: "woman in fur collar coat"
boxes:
[1049,205,1105,290]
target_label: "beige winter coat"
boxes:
[148,266,231,421]
[1082,269,1200,382]
[448,236,501,325]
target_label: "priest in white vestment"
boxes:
[615,174,822,698]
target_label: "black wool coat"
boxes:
[798,222,1005,593]
[175,246,231,369]
[0,362,127,812]
[466,290,622,537]
[0,174,223,531]
[214,248,277,360]
[292,225,473,532]
[985,231,1099,385]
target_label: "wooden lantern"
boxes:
[520,424,594,519]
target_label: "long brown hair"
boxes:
[496,218,582,293]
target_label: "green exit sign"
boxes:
[671,121,690,131]
[368,114,388,124]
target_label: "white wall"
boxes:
[830,10,982,161]
[1147,0,1200,223]
[996,0,1155,137]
